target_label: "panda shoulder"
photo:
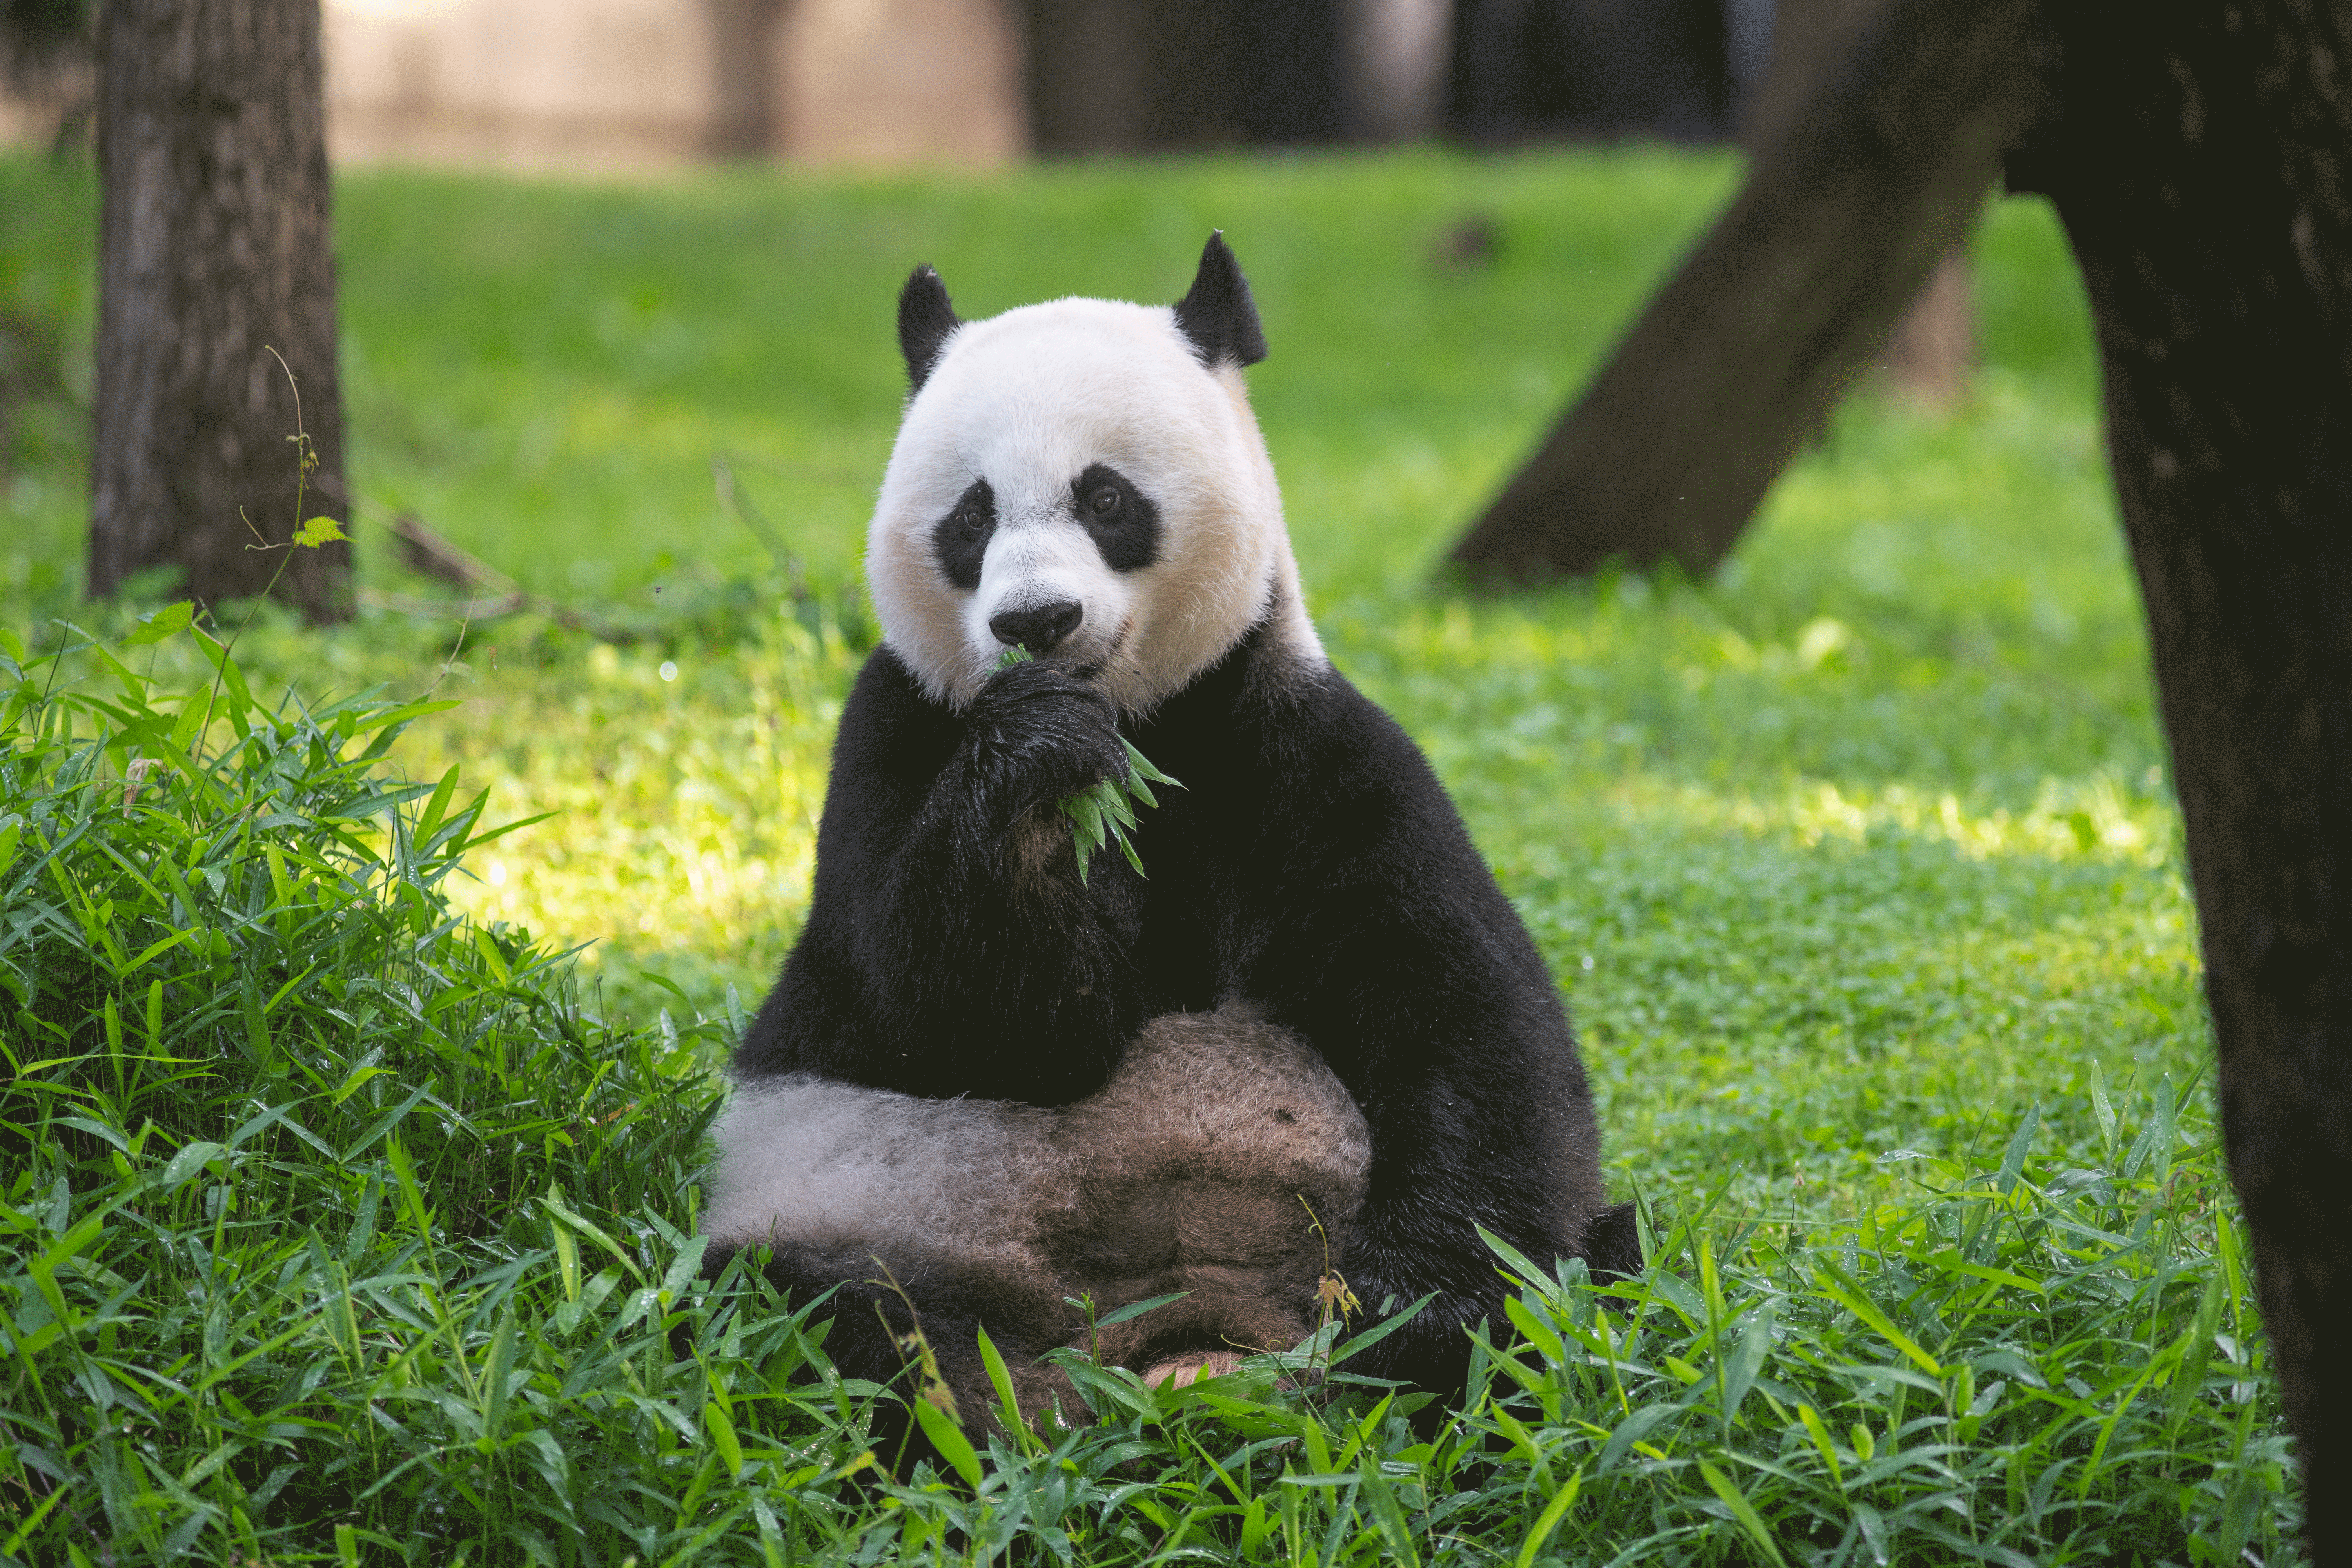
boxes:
[1258,662,1480,845]
[1275,661,1428,775]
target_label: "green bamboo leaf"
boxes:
[1122,738,1181,787]
[1515,1468,1584,1568]
[1996,1102,2041,1194]
[1698,1459,1788,1568]
[0,815,22,880]
[977,1324,1034,1450]
[1068,790,1103,843]
[123,600,195,646]
[1360,1452,1421,1568]
[1815,1265,1942,1376]
[480,1312,517,1448]
[1719,1301,1775,1423]
[913,1396,984,1488]
[704,1396,744,1477]
[1095,1289,1192,1328]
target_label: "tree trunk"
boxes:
[2009,3,2352,1551]
[88,0,350,621]
[1451,0,2037,578]
[1737,0,1882,154]
[1749,0,1977,413]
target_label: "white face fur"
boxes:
[864,292,1324,714]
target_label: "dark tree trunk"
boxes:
[1451,0,2037,577]
[1737,0,1882,154]
[1749,0,1976,412]
[88,0,350,621]
[2010,3,2352,1551]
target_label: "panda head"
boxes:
[864,234,1325,713]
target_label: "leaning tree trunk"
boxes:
[1746,0,1976,411]
[89,0,350,621]
[1451,0,2038,577]
[2009,3,2352,1552]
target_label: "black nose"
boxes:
[990,601,1084,652]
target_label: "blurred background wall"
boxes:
[1,0,1779,169]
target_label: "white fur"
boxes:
[706,1011,1373,1275]
[865,296,1324,714]
[704,1074,1063,1265]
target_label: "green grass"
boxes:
[0,144,2303,1561]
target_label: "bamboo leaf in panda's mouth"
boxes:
[996,645,1182,884]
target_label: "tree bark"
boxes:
[2009,3,2352,1551]
[1451,0,2037,578]
[88,0,350,621]
[1746,0,1977,412]
[1737,0,1882,154]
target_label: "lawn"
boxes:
[0,146,2300,1563]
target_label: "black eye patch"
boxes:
[930,478,996,590]
[1071,463,1160,573]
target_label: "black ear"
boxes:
[897,264,962,394]
[1172,231,1268,370]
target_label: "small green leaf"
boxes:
[977,1325,1027,1439]
[1515,1467,1583,1568]
[1698,1459,1788,1568]
[1360,1452,1421,1568]
[913,1396,984,1488]
[480,1312,517,1445]
[474,926,512,984]
[1094,1289,1191,1329]
[1068,790,1103,843]
[293,516,347,547]
[704,1397,744,1477]
[1996,1101,2040,1194]
[123,601,195,646]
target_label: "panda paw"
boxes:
[966,659,1128,806]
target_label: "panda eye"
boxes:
[1069,463,1157,572]
[960,506,986,533]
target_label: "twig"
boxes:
[194,347,316,763]
[309,472,631,641]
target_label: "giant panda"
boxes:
[708,234,1633,1426]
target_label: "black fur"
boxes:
[930,477,996,590]
[1172,232,1269,370]
[737,620,1612,1400]
[1071,463,1161,572]
[897,265,962,394]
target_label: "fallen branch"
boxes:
[310,471,628,640]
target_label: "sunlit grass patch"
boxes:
[395,622,862,1015]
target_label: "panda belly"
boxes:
[706,1006,1370,1401]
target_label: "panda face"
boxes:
[864,247,1323,714]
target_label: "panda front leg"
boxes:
[1269,947,1613,1402]
[919,655,1132,894]
[740,650,1142,1105]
